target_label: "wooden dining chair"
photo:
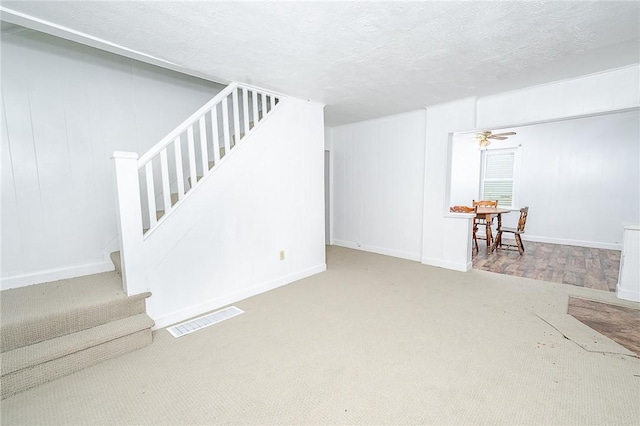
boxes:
[472,200,498,208]
[450,205,479,253]
[472,199,498,246]
[492,206,529,255]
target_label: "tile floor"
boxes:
[473,239,621,292]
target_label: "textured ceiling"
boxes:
[2,1,639,126]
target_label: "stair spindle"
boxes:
[199,116,208,173]
[261,93,268,119]
[232,89,241,145]
[252,90,259,126]
[144,162,157,228]
[173,137,184,199]
[211,105,221,164]
[242,87,250,135]
[222,95,231,155]
[160,148,172,214]
[187,126,197,189]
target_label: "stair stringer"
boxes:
[120,96,327,329]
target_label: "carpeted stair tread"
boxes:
[1,329,152,399]
[232,132,245,142]
[110,251,122,275]
[1,289,151,352]
[0,271,124,324]
[2,313,154,374]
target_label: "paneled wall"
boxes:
[331,110,426,260]
[476,67,639,128]
[1,28,224,287]
[421,99,478,271]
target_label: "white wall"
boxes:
[477,67,639,128]
[1,28,224,288]
[422,99,478,271]
[449,133,482,207]
[122,97,326,327]
[331,110,426,260]
[517,111,639,248]
[324,126,333,150]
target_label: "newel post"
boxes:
[113,151,147,296]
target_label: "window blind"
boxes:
[482,150,516,207]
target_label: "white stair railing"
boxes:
[115,82,283,238]
[113,82,284,296]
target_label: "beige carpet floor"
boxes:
[1,246,639,425]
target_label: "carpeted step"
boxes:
[154,194,180,221]
[187,176,202,188]
[110,251,122,275]
[1,314,153,399]
[0,271,154,399]
[0,288,151,353]
[2,313,154,375]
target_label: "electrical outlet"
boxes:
[280,250,285,260]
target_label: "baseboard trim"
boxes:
[1,260,116,291]
[151,263,327,330]
[421,257,472,272]
[332,239,421,262]
[616,287,640,303]
[522,235,622,251]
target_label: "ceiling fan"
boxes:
[476,130,516,148]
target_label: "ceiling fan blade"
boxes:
[492,132,516,136]
[488,136,508,140]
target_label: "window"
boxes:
[480,148,518,208]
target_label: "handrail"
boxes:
[114,80,286,295]
[137,82,239,167]
[137,82,286,168]
[235,82,287,99]
[121,80,285,238]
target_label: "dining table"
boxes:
[475,207,512,254]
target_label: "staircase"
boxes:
[129,83,278,237]
[0,82,283,398]
[113,82,282,297]
[0,256,153,399]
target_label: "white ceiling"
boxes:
[2,1,639,126]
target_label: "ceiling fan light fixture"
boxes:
[475,130,516,148]
[476,134,491,148]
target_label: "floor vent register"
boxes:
[167,306,244,338]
